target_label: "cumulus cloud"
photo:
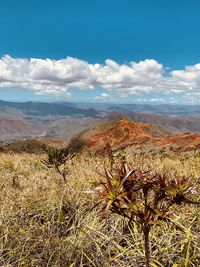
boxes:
[0,55,200,101]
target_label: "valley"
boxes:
[2,100,200,147]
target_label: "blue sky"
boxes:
[0,0,200,103]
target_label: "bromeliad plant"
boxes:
[42,147,75,183]
[94,151,200,267]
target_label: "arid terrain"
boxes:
[67,118,200,153]
[0,101,200,266]
[2,100,200,145]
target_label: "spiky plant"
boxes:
[42,147,75,183]
[94,153,200,267]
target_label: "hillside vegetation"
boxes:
[0,140,49,154]
[0,149,199,266]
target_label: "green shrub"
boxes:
[42,147,75,183]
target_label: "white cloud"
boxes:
[0,55,200,101]
[95,92,110,100]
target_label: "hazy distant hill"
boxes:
[0,100,100,117]
[105,103,200,116]
[0,100,102,142]
[0,116,44,142]
[75,102,200,115]
[3,100,200,117]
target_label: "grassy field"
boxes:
[0,150,199,266]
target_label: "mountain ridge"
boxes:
[2,100,200,145]
[67,118,200,153]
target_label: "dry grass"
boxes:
[0,151,199,266]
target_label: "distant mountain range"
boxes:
[1,100,200,144]
[76,102,200,116]
[0,100,101,142]
[0,100,100,117]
